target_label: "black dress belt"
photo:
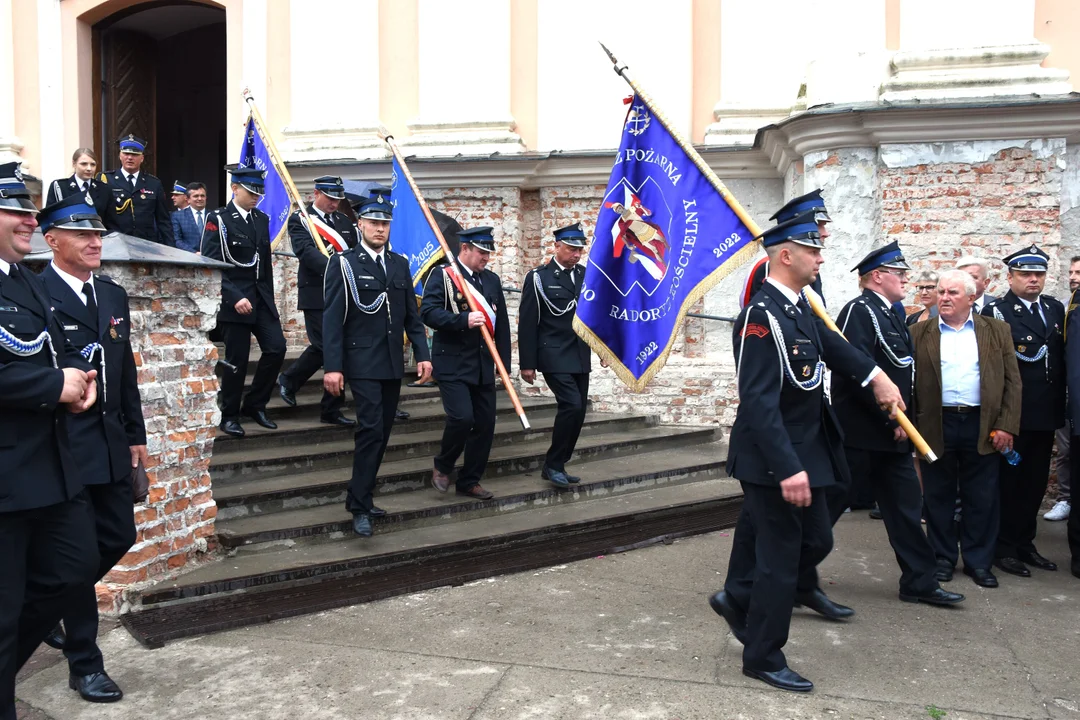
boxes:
[942,405,980,414]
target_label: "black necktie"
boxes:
[127,174,136,191]
[376,254,385,280]
[83,281,97,319]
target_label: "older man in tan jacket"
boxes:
[911,269,1021,589]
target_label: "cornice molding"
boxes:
[285,96,1080,189]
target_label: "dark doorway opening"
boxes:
[94,2,227,207]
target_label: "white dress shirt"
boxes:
[124,170,140,186]
[234,204,250,223]
[0,259,10,275]
[361,241,386,266]
[939,312,981,406]
[50,261,95,307]
[1018,296,1046,325]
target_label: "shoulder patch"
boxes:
[744,323,769,338]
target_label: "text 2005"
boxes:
[637,341,659,365]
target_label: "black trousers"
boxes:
[280,309,344,418]
[542,372,589,471]
[346,379,402,514]
[725,483,832,672]
[1069,436,1080,570]
[218,304,286,420]
[922,409,1000,570]
[1,495,99,720]
[846,447,938,594]
[996,430,1055,560]
[62,480,137,676]
[435,380,496,490]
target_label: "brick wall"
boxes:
[96,262,221,613]
[880,139,1067,298]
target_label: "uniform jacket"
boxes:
[517,259,591,375]
[47,174,111,219]
[323,246,430,380]
[0,264,91,512]
[201,201,279,325]
[1065,289,1080,431]
[289,204,359,310]
[727,282,876,488]
[910,313,1022,456]
[102,169,174,246]
[40,265,147,485]
[982,291,1065,432]
[832,289,914,453]
[171,205,208,254]
[420,260,511,385]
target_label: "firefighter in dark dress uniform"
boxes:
[36,193,148,703]
[708,215,903,693]
[278,175,359,427]
[518,222,593,487]
[739,190,831,308]
[102,135,173,246]
[323,193,432,537]
[421,227,511,500]
[982,245,1065,577]
[0,163,99,720]
[200,167,285,437]
[830,241,963,607]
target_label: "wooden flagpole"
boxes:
[383,135,531,430]
[599,44,936,463]
[242,89,329,257]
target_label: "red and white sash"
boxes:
[448,266,496,334]
[308,214,348,253]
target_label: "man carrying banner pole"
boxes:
[278,175,358,427]
[421,227,511,500]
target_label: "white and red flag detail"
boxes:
[448,266,497,334]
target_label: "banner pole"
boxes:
[383,136,531,430]
[242,89,329,257]
[599,44,936,463]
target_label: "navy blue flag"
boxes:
[238,115,292,248]
[390,154,444,295]
[573,95,758,391]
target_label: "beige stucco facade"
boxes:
[2,0,1079,185]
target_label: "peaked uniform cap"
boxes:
[754,210,824,249]
[38,192,106,233]
[851,240,912,274]
[1003,244,1049,272]
[553,222,587,248]
[770,188,831,224]
[458,226,496,252]
[0,161,36,213]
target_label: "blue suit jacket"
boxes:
[171,206,205,253]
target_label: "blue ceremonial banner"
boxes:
[573,95,758,391]
[390,154,444,296]
[238,114,292,248]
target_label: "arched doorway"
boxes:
[92,1,227,205]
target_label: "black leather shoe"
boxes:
[352,513,373,537]
[964,566,999,588]
[935,562,954,582]
[899,587,965,606]
[43,623,66,650]
[277,375,297,407]
[742,666,813,693]
[244,409,278,430]
[708,591,747,644]
[320,413,356,427]
[1018,551,1058,571]
[994,557,1031,577]
[869,506,883,520]
[1072,564,1080,579]
[794,589,854,620]
[395,409,411,420]
[220,419,245,438]
[457,485,494,500]
[69,671,123,703]
[368,506,386,518]
[564,471,581,484]
[541,466,570,488]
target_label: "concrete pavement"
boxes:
[16,513,1080,720]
